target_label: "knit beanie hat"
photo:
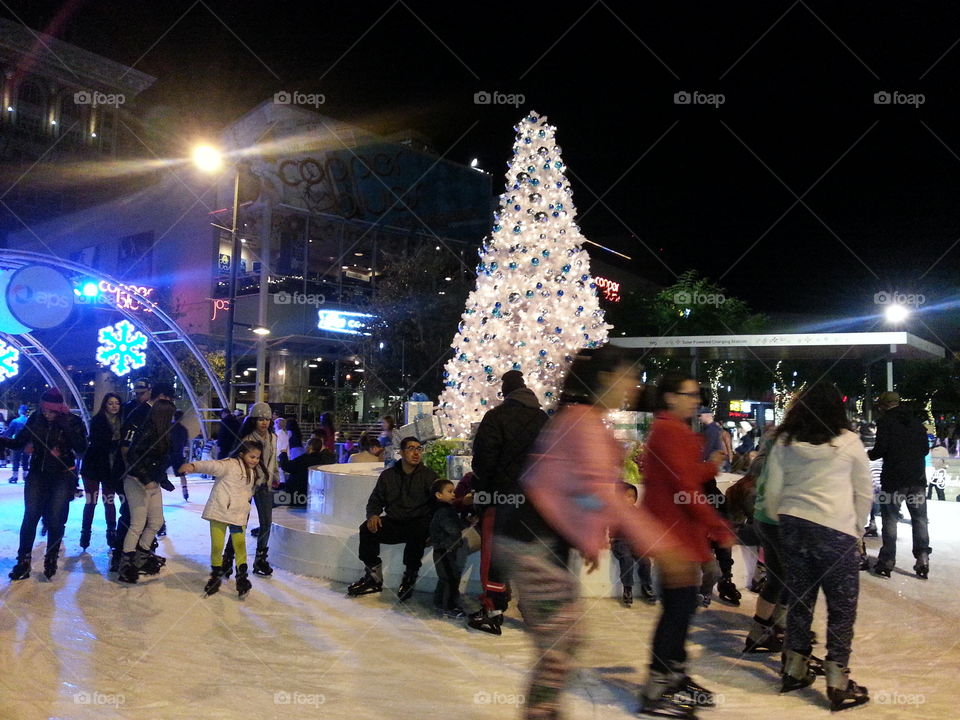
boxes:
[501,370,526,396]
[250,402,272,420]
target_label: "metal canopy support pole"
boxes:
[256,202,271,403]
[887,344,897,392]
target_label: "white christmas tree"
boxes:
[437,111,610,438]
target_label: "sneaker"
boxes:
[622,586,633,607]
[467,609,504,635]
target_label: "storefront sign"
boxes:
[594,276,621,303]
[317,309,373,335]
[211,298,230,321]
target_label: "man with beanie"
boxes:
[869,391,931,578]
[467,370,548,635]
[5,404,31,483]
[2,389,87,580]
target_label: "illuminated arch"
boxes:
[0,250,227,441]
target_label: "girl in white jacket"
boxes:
[179,440,264,597]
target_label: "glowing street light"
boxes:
[884,304,909,324]
[192,144,223,173]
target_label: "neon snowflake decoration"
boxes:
[0,339,20,381]
[97,319,147,376]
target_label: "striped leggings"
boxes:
[498,536,581,720]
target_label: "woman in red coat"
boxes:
[638,372,733,718]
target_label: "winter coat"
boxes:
[81,412,123,491]
[763,429,873,539]
[217,414,242,454]
[4,413,28,438]
[471,387,549,497]
[168,422,189,471]
[242,429,278,488]
[1,410,87,476]
[365,462,437,520]
[430,503,467,551]
[868,406,929,491]
[126,422,172,487]
[194,458,262,526]
[507,405,686,563]
[641,411,733,563]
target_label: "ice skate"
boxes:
[744,617,782,653]
[252,549,273,576]
[639,583,657,604]
[716,578,741,606]
[622,586,633,607]
[914,552,929,579]
[42,554,57,579]
[637,670,697,718]
[824,661,869,711]
[397,571,417,602]
[8,557,30,581]
[347,565,383,596]
[781,650,817,693]
[204,566,224,596]
[235,563,252,598]
[79,529,91,551]
[117,552,139,584]
[467,608,503,635]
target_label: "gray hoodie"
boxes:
[763,429,873,538]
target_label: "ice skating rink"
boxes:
[0,477,957,720]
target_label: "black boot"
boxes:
[235,563,252,598]
[79,529,92,551]
[156,522,167,537]
[105,529,117,550]
[622,586,634,607]
[347,565,383,596]
[8,556,31,581]
[204,565,224,596]
[222,541,235,579]
[397,570,417,602]
[914,551,929,579]
[136,546,165,576]
[825,660,869,711]
[43,554,57,579]
[252,549,273,577]
[467,608,504,635]
[117,552,139,584]
[109,547,122,573]
[717,578,741,606]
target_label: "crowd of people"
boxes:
[1,354,945,718]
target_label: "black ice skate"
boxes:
[622,586,633,607]
[716,578,741,606]
[824,661,869,712]
[42,554,57,580]
[781,650,817,693]
[235,563,252,598]
[637,671,697,719]
[252,549,273,576]
[639,583,657,604]
[467,609,504,635]
[8,557,30,581]
[79,529,91,551]
[914,551,929,579]
[117,552,139,584]
[204,566,224,596]
[397,571,418,602]
[347,565,383,596]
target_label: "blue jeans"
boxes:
[610,537,651,588]
[253,484,273,553]
[877,486,930,570]
[18,471,74,560]
[10,448,30,474]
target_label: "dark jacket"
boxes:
[365,462,437,520]
[279,449,336,503]
[169,422,189,471]
[471,387,548,496]
[126,422,172,487]
[430,503,466,551]
[81,412,123,491]
[217,414,242,453]
[1,410,87,476]
[868,405,929,491]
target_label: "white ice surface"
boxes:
[0,476,957,720]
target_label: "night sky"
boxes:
[4,1,960,342]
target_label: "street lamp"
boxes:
[194,143,242,407]
[883,303,910,392]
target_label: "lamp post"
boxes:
[883,303,910,392]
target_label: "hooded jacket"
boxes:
[868,405,929,491]
[471,387,549,496]
[2,410,87,476]
[763,429,873,538]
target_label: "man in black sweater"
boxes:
[869,391,931,578]
[347,436,437,601]
[467,370,548,635]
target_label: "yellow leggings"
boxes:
[209,521,246,567]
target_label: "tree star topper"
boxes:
[97,319,148,376]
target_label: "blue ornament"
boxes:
[556,182,563,188]
[538,129,546,138]
[524,137,532,144]
[531,257,540,265]
[552,211,560,217]
[514,204,521,211]
[537,316,545,323]
[539,349,547,356]
[480,399,488,405]
[530,178,540,186]
[459,353,468,361]
[562,264,571,272]
[512,362,522,370]
[557,290,564,296]
[525,290,534,298]
[509,262,518,269]
[577,305,584,312]
[545,391,553,398]
[494,301,502,308]
[484,365,493,373]
[543,163,551,170]
[536,282,543,289]
[490,262,498,270]
[542,249,550,257]
[527,165,535,172]
[555,327,562,334]
[513,225,522,234]
[554,161,563,168]
[493,224,501,232]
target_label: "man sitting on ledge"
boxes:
[347,437,437,601]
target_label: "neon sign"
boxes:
[211,298,230,321]
[75,280,156,313]
[317,310,374,335]
[594,276,621,303]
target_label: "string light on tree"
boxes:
[437,111,610,438]
[0,338,20,381]
[96,319,148,376]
